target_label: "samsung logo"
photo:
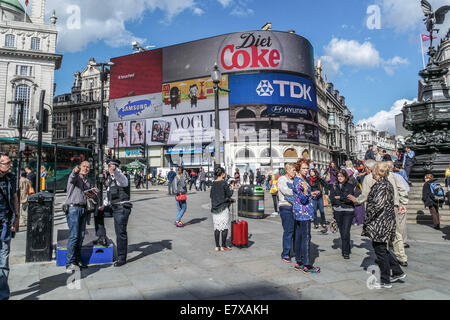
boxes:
[117,99,151,117]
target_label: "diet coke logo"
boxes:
[219,32,282,71]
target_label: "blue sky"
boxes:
[33,0,450,134]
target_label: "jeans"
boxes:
[294,220,311,266]
[189,178,198,191]
[168,180,175,194]
[66,206,87,266]
[404,165,413,182]
[0,239,10,300]
[279,206,295,259]
[200,181,206,192]
[176,200,187,222]
[312,197,326,226]
[113,206,131,262]
[372,241,403,284]
[272,195,279,212]
[334,210,354,256]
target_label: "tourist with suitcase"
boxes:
[210,167,234,251]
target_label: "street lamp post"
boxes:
[211,63,230,169]
[89,60,114,205]
[7,100,25,200]
[343,109,350,161]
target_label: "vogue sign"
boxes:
[219,32,283,71]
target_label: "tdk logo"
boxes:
[256,80,313,101]
[256,80,274,96]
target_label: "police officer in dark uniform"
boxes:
[99,159,132,267]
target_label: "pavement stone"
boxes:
[6,189,450,300]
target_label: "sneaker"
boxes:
[390,273,407,283]
[65,263,79,274]
[176,222,184,227]
[281,256,292,263]
[302,265,320,274]
[174,221,178,226]
[221,247,232,251]
[373,282,392,289]
[215,247,221,252]
[271,212,279,216]
[294,263,303,270]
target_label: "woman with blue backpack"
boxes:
[422,173,442,230]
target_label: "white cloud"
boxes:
[376,0,450,39]
[358,98,416,134]
[45,0,204,52]
[217,0,233,7]
[320,38,408,76]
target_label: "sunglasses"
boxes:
[0,161,12,166]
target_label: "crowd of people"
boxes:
[1,146,449,299]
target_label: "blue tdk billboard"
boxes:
[229,72,317,117]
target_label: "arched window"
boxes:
[14,84,31,125]
[260,109,269,117]
[260,148,279,158]
[236,109,256,119]
[236,148,255,159]
[5,34,15,47]
[283,148,298,158]
[31,37,40,50]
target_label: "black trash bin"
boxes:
[26,191,54,262]
[238,185,265,219]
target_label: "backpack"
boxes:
[430,182,445,202]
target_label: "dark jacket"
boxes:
[422,180,438,207]
[364,149,375,161]
[210,180,233,214]
[382,154,392,162]
[309,176,327,198]
[362,177,396,243]
[329,181,360,209]
[27,171,36,191]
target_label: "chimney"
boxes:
[31,0,46,24]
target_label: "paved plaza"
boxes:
[7,187,450,300]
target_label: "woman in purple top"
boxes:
[324,161,338,187]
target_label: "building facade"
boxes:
[52,58,110,151]
[315,61,357,166]
[355,121,397,160]
[0,0,62,143]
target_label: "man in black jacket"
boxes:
[364,145,376,161]
[382,150,392,162]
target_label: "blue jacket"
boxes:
[167,170,176,182]
[290,176,314,221]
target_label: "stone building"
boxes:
[435,29,450,87]
[355,121,397,160]
[52,58,110,150]
[0,0,62,142]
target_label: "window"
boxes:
[5,34,15,47]
[29,66,33,77]
[55,127,67,139]
[89,91,93,102]
[20,66,28,76]
[236,109,256,119]
[14,84,31,125]
[89,109,96,119]
[260,148,279,158]
[235,148,255,159]
[31,37,40,50]
[328,112,335,125]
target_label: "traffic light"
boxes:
[139,144,145,157]
[107,149,112,160]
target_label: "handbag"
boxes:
[176,193,187,201]
[323,194,329,207]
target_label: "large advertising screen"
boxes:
[229,73,317,114]
[161,75,229,115]
[162,31,314,83]
[109,93,163,122]
[110,49,162,100]
[107,111,229,148]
